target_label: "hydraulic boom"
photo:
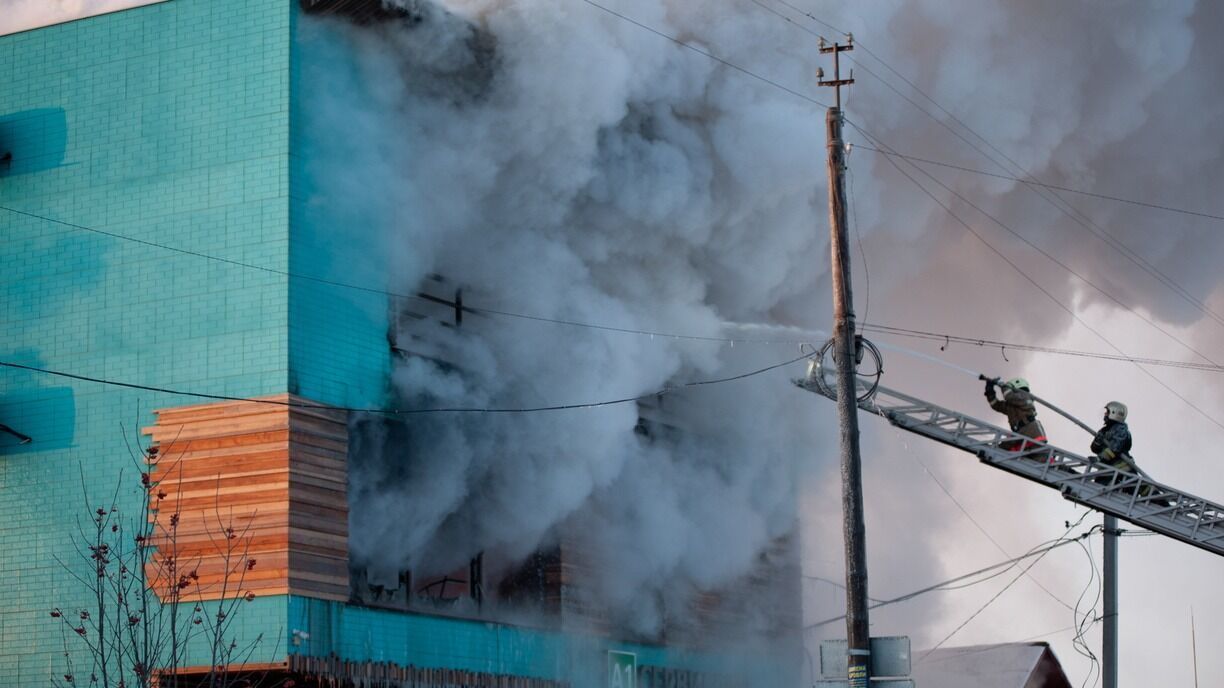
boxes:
[797,375,1224,559]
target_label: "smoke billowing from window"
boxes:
[296,0,1224,643]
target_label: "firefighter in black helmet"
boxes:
[1091,401,1137,474]
[984,376,1047,451]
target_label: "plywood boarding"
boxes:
[142,395,349,602]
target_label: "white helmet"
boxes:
[1105,401,1128,423]
[1005,377,1030,391]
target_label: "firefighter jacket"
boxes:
[1091,420,1134,469]
[987,387,1045,440]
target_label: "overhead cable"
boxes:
[577,0,829,109]
[0,205,808,346]
[856,145,1224,223]
[875,406,1074,611]
[757,0,1224,332]
[861,323,1224,374]
[849,122,1219,369]
[915,512,1093,662]
[804,528,1094,630]
[0,353,812,416]
[849,124,1224,432]
[10,201,1224,379]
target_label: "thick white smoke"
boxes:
[295,0,1224,677]
[299,0,827,635]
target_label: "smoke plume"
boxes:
[295,0,1224,676]
[298,0,830,636]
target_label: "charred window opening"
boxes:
[389,273,470,369]
[299,0,425,25]
[348,552,486,613]
[495,548,562,615]
[301,0,498,103]
[634,394,679,442]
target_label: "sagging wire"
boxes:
[848,167,870,332]
[0,351,815,416]
[916,511,1094,663]
[848,120,1224,434]
[871,403,1076,612]
[807,520,1095,631]
[864,323,1224,374]
[1070,531,1103,688]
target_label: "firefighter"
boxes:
[1091,401,1138,475]
[984,376,1047,451]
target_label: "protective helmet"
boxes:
[1105,401,1128,423]
[1005,377,1030,391]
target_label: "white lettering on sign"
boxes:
[609,651,637,688]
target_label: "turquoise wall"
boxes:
[0,4,778,686]
[0,1,294,683]
[287,597,774,688]
[287,8,393,409]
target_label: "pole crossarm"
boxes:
[796,377,1224,558]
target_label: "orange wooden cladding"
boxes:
[142,395,349,602]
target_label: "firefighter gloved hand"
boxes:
[983,379,996,396]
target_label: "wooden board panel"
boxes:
[143,395,350,602]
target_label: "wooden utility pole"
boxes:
[818,36,870,688]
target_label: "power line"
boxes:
[877,409,1075,611]
[802,575,885,604]
[0,204,809,346]
[861,323,1224,374]
[14,199,1224,381]
[4,6,1220,373]
[763,0,1224,334]
[856,145,1224,223]
[918,624,1079,663]
[916,513,1094,662]
[577,0,829,109]
[805,528,1094,630]
[849,124,1224,433]
[849,167,870,330]
[736,0,1224,428]
[661,0,1224,434]
[8,2,1224,420]
[0,353,812,416]
[752,0,1224,344]
[1069,535,1103,688]
[850,121,1220,368]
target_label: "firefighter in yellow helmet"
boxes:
[984,376,1047,451]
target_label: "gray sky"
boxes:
[10,1,1224,686]
[0,1,167,36]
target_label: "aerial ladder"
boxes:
[796,365,1224,558]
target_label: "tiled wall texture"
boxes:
[0,2,784,686]
[1,1,295,682]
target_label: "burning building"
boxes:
[1,0,806,685]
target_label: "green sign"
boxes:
[608,650,637,688]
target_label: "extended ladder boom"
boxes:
[799,378,1224,559]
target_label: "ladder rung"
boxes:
[847,383,1224,559]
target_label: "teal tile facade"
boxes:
[1,1,293,683]
[286,597,780,687]
[1,3,779,686]
[286,7,394,409]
